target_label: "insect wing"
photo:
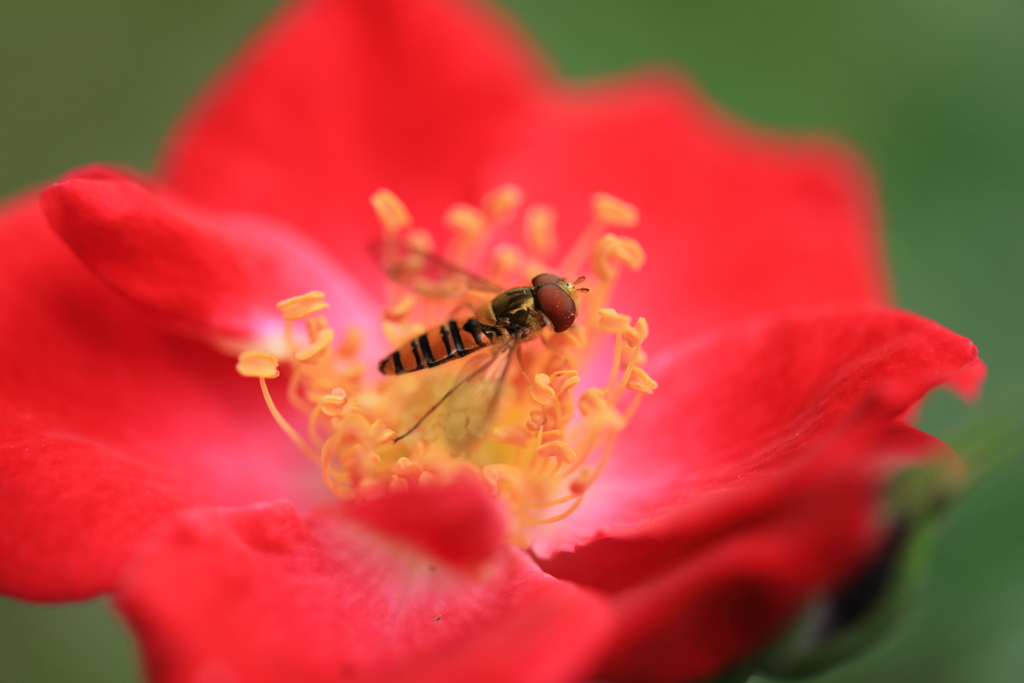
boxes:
[371,240,502,299]
[442,334,519,454]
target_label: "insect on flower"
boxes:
[235,186,655,522]
[375,241,589,444]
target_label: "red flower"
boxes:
[0,1,983,682]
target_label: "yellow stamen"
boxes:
[481,183,524,221]
[236,350,280,378]
[522,497,584,525]
[535,440,577,465]
[295,327,334,364]
[597,308,633,334]
[277,291,329,321]
[626,367,659,395]
[320,388,349,416]
[382,295,416,322]
[523,204,558,259]
[370,188,413,233]
[592,192,640,228]
[443,203,488,238]
[258,377,318,462]
[623,317,649,347]
[593,234,646,280]
[236,188,657,544]
[490,243,526,286]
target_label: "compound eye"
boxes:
[531,273,563,288]
[535,283,576,333]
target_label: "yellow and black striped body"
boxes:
[379,318,515,375]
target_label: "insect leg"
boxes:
[393,349,505,442]
[515,340,530,383]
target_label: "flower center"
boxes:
[236,186,657,544]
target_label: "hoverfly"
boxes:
[374,242,588,445]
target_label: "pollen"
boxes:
[237,186,657,544]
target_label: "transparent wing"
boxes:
[395,333,520,456]
[370,239,503,299]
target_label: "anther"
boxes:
[370,188,413,232]
[403,228,436,254]
[490,243,525,285]
[481,184,524,221]
[277,291,329,321]
[236,350,280,379]
[626,367,659,394]
[295,327,335,364]
[383,295,416,322]
[548,370,581,395]
[623,318,649,347]
[482,463,516,496]
[535,440,576,465]
[367,419,397,445]
[523,204,558,258]
[593,234,647,280]
[592,192,640,228]
[320,388,348,416]
[443,203,488,237]
[335,327,362,357]
[578,388,610,417]
[529,374,558,405]
[392,457,424,480]
[597,308,633,334]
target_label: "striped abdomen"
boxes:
[379,318,508,375]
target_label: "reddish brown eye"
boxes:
[531,273,563,287]
[535,283,576,332]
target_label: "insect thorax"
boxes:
[487,286,547,336]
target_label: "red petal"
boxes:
[0,419,185,601]
[41,166,379,349]
[162,0,545,288]
[599,423,897,683]
[531,304,981,559]
[482,76,888,343]
[0,195,323,599]
[341,473,509,569]
[117,501,612,683]
[528,306,980,679]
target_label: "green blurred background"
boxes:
[1,1,1022,681]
